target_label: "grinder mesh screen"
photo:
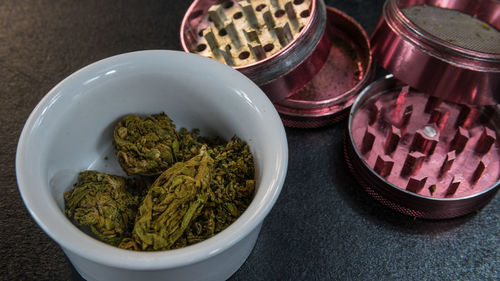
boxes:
[403,5,500,54]
[194,0,312,66]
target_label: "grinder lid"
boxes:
[371,0,500,105]
[180,1,374,128]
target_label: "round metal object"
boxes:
[274,6,373,128]
[180,0,328,102]
[371,0,500,105]
[345,75,500,219]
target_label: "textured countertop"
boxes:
[1,0,499,280]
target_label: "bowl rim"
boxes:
[16,50,288,270]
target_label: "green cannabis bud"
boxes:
[113,114,204,176]
[113,114,180,176]
[64,171,140,246]
[131,146,214,251]
[65,113,256,252]
[183,137,255,244]
[208,137,255,229]
[177,127,204,160]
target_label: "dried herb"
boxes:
[66,113,255,251]
[167,138,256,249]
[130,146,214,251]
[177,127,204,158]
[64,171,140,246]
[117,237,140,251]
[113,113,179,176]
[206,137,255,230]
[113,114,202,176]
[429,184,436,195]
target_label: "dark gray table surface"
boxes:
[1,0,498,280]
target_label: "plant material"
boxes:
[177,127,204,159]
[114,113,202,176]
[64,171,140,246]
[66,113,256,251]
[170,137,255,247]
[130,146,214,251]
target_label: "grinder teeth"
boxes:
[352,87,499,198]
[193,0,312,66]
[475,127,496,154]
[406,175,428,193]
[384,125,401,154]
[439,150,455,177]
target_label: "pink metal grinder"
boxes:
[371,0,500,105]
[346,0,500,219]
[180,1,373,128]
[346,76,499,219]
[274,6,373,128]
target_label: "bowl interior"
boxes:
[16,50,287,269]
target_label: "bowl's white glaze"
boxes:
[16,50,288,281]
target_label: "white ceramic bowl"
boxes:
[16,50,288,281]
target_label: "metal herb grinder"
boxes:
[345,0,500,219]
[180,0,373,128]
